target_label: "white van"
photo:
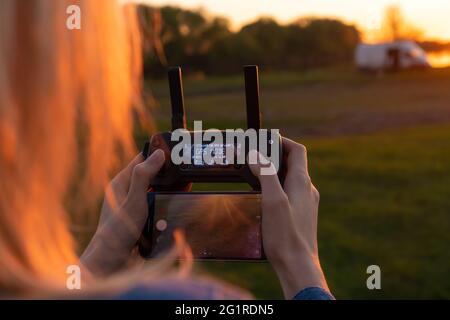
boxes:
[355,40,431,72]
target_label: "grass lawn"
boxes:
[145,67,450,138]
[191,125,450,299]
[134,67,450,298]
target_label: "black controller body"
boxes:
[143,130,283,191]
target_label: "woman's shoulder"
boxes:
[111,276,252,300]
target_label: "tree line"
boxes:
[138,6,361,77]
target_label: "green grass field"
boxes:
[140,67,450,299]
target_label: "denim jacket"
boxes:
[114,278,335,300]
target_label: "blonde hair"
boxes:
[0,0,145,295]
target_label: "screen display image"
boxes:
[192,143,233,166]
[180,142,243,168]
[148,193,263,260]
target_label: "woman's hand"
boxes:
[81,150,165,276]
[249,138,330,299]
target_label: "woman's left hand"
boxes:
[81,150,165,276]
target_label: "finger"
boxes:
[128,149,165,198]
[106,154,145,208]
[282,138,313,201]
[248,150,287,205]
[111,153,144,191]
[283,137,308,174]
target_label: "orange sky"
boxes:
[138,0,450,41]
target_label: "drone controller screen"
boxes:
[186,142,243,167]
[147,193,263,260]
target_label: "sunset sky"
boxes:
[141,0,450,41]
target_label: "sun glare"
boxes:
[142,0,450,42]
[428,51,450,68]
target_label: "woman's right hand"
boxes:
[249,138,330,299]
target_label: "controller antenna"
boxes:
[168,66,187,131]
[244,65,261,130]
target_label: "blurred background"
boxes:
[125,0,450,299]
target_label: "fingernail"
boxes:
[150,149,165,163]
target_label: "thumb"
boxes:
[128,149,165,197]
[248,150,286,204]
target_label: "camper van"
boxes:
[355,40,431,72]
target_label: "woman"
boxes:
[0,0,333,299]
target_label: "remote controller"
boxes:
[139,66,284,258]
[141,65,283,191]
